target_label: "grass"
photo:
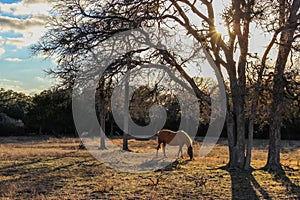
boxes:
[0,137,299,199]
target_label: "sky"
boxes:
[0,0,55,95]
[0,0,276,95]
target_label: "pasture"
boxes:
[0,137,299,199]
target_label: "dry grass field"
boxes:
[0,136,299,199]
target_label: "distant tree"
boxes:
[25,89,75,136]
[0,88,31,121]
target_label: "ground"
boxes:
[0,137,299,199]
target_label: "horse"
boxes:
[156,129,193,160]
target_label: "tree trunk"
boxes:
[99,112,107,150]
[264,0,300,172]
[245,78,262,170]
[235,101,246,168]
[245,118,254,170]
[39,126,42,135]
[226,111,236,168]
[227,74,246,169]
[123,74,130,151]
[265,111,282,172]
[98,79,107,150]
[110,116,114,136]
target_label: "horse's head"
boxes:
[187,145,193,160]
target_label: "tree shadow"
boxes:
[0,151,77,171]
[154,158,192,172]
[0,152,96,198]
[224,168,270,200]
[0,136,55,145]
[273,166,300,199]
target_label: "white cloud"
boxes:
[0,0,52,49]
[5,38,24,47]
[0,15,45,32]
[0,36,4,45]
[5,26,46,49]
[34,76,47,82]
[4,57,23,62]
[0,79,24,94]
[35,52,49,59]
[0,0,52,16]
[0,15,48,49]
[0,78,22,84]
[0,36,5,55]
[0,48,5,56]
[0,78,53,95]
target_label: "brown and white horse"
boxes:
[156,129,193,160]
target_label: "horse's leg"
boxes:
[163,142,167,157]
[180,146,184,158]
[178,145,183,158]
[156,142,161,157]
[177,145,181,158]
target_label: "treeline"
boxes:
[0,87,299,139]
[0,88,74,136]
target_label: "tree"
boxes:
[0,88,31,121]
[34,0,298,169]
[262,0,300,172]
[25,89,75,136]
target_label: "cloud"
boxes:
[0,0,52,49]
[0,48,5,56]
[1,16,48,48]
[0,36,4,45]
[4,58,23,62]
[34,76,47,82]
[0,36,4,55]
[5,38,24,47]
[35,52,48,59]
[6,33,44,49]
[0,78,22,84]
[0,78,53,95]
[0,0,52,16]
[0,79,24,94]
[0,15,46,32]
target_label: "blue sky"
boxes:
[0,0,278,95]
[0,0,56,95]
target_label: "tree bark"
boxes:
[264,0,300,172]
[98,79,107,150]
[123,74,130,151]
[245,75,263,170]
[245,97,257,170]
[99,112,107,150]
[226,111,236,168]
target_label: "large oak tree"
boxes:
[34,0,299,170]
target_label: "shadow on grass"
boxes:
[0,151,77,171]
[0,151,97,198]
[0,136,53,145]
[223,168,270,200]
[154,158,192,172]
[273,166,300,199]
[224,166,300,200]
